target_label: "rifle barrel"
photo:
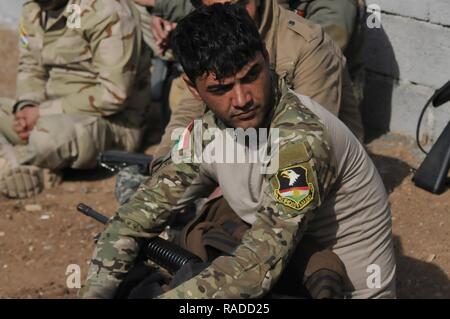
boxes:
[77,203,109,225]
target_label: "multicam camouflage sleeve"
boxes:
[80,121,219,298]
[80,152,203,298]
[158,93,338,299]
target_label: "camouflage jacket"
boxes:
[80,78,338,299]
[16,0,152,128]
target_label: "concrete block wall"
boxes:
[363,0,450,144]
[0,0,26,28]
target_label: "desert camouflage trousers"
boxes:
[0,98,143,170]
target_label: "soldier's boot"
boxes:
[0,158,62,199]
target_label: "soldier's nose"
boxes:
[231,84,252,109]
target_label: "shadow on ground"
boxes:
[369,153,412,194]
[394,235,450,298]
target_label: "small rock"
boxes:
[43,245,53,251]
[28,245,34,253]
[65,186,76,193]
[85,223,96,230]
[80,186,89,194]
[40,215,50,220]
[3,264,8,269]
[426,254,436,262]
[0,232,5,237]
[25,204,42,212]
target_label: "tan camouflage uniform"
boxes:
[80,77,396,299]
[287,0,367,106]
[0,0,152,198]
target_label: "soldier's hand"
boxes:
[14,106,40,141]
[12,117,28,140]
[151,16,176,55]
[133,0,155,7]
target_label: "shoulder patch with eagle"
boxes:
[273,164,314,211]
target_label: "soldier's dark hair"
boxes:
[190,0,251,9]
[190,0,204,8]
[171,3,265,84]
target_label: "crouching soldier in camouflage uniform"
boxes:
[0,0,152,198]
[81,4,395,299]
[112,0,365,204]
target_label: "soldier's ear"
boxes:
[182,74,202,101]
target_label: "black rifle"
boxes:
[77,203,202,274]
[97,150,153,175]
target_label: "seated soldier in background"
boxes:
[279,0,367,106]
[140,0,367,104]
[0,0,152,199]
[134,0,364,160]
[81,4,396,299]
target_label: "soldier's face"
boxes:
[202,0,260,22]
[185,51,273,129]
[34,0,69,11]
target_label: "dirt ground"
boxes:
[0,27,449,299]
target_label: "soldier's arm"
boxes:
[37,11,141,117]
[159,117,336,298]
[80,137,216,298]
[304,0,358,51]
[15,16,48,109]
[151,0,194,22]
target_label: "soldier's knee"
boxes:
[27,115,77,164]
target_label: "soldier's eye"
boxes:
[208,84,233,95]
[241,65,261,84]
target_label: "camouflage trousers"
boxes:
[115,165,147,204]
[0,98,142,171]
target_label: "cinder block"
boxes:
[365,14,450,89]
[430,0,450,26]
[362,72,450,143]
[0,0,25,28]
[365,0,429,21]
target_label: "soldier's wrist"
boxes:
[12,100,40,114]
[39,100,64,116]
